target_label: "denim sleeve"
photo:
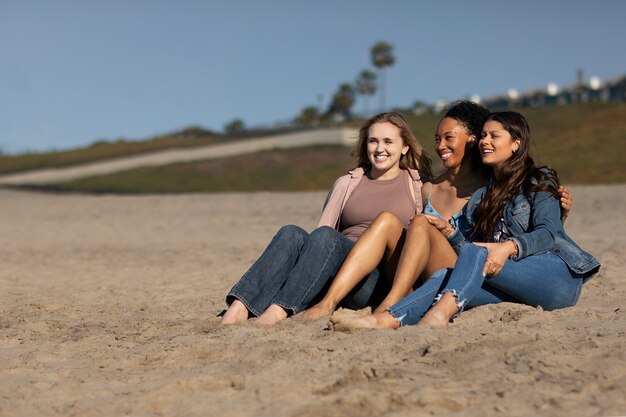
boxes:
[513,190,560,259]
[445,199,474,254]
[447,227,470,254]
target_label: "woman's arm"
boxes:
[510,190,562,260]
[423,214,471,255]
[475,190,562,276]
[472,240,517,276]
[317,174,351,228]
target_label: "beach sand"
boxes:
[1,185,624,417]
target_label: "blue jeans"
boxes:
[227,225,388,317]
[388,243,584,326]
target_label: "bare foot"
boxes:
[417,308,451,328]
[254,304,288,328]
[305,301,335,320]
[328,311,399,332]
[219,300,249,326]
[417,292,458,328]
[373,302,394,314]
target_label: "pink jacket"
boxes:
[316,167,424,229]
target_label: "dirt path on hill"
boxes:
[0,128,358,186]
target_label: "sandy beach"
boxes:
[1,185,624,417]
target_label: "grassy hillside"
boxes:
[0,128,225,175]
[2,103,624,193]
[404,103,626,183]
[520,104,625,183]
[46,145,353,194]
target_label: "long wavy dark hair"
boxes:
[351,112,432,180]
[471,111,561,241]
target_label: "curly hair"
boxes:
[351,112,432,180]
[471,111,561,240]
[443,100,491,140]
[442,100,491,175]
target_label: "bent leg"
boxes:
[256,226,355,326]
[222,225,308,324]
[330,268,450,330]
[419,244,487,327]
[374,215,458,313]
[478,252,582,310]
[387,268,450,325]
[305,212,404,319]
[420,249,582,328]
[465,286,519,308]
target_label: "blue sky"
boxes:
[1,0,625,154]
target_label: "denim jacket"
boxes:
[447,181,600,278]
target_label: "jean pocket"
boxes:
[510,204,530,229]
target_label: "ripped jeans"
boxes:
[388,243,584,327]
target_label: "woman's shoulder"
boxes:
[332,167,365,185]
[529,166,559,187]
[405,168,424,183]
[468,184,488,204]
[420,179,432,199]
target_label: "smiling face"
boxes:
[435,117,474,171]
[366,122,409,180]
[479,120,521,172]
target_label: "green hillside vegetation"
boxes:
[0,127,225,175]
[409,103,626,183]
[51,145,353,194]
[2,103,624,193]
[519,104,625,183]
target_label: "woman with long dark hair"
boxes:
[330,111,599,330]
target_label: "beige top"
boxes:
[339,170,416,241]
[317,167,423,231]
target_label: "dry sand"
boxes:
[1,185,624,417]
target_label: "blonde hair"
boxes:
[351,112,432,179]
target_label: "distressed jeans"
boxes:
[388,243,584,326]
[226,225,387,317]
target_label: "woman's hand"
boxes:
[558,186,572,221]
[423,214,455,238]
[474,241,517,277]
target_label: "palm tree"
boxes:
[328,83,355,120]
[355,69,377,117]
[370,41,395,111]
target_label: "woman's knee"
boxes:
[371,211,403,232]
[309,225,341,245]
[303,226,351,265]
[405,215,437,241]
[544,278,583,310]
[307,226,355,257]
[276,224,308,245]
[407,214,431,231]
